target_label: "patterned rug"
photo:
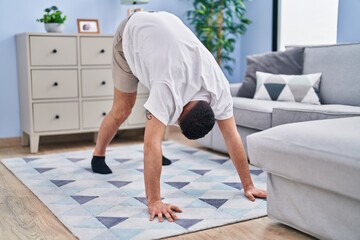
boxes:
[1,142,266,240]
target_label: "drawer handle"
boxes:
[52,49,58,54]
[101,81,106,85]
[100,49,105,53]
[53,82,58,86]
[102,112,107,116]
[55,115,60,119]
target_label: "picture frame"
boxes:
[77,19,100,34]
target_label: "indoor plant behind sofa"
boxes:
[197,42,360,154]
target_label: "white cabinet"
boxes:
[16,33,149,153]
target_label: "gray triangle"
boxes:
[250,169,264,176]
[200,198,228,208]
[67,158,86,162]
[114,158,132,164]
[51,180,75,187]
[288,84,311,102]
[35,168,54,173]
[210,159,228,164]
[181,150,198,155]
[264,83,285,100]
[189,169,211,175]
[134,197,147,205]
[85,168,93,173]
[97,217,128,229]
[165,182,190,189]
[108,181,131,188]
[71,195,98,204]
[223,182,243,190]
[23,157,40,163]
[175,219,202,229]
[136,169,144,173]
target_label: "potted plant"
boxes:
[187,0,251,75]
[37,6,67,33]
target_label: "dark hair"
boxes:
[179,101,215,140]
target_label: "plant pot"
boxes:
[44,23,64,33]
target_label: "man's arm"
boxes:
[217,117,267,201]
[143,111,182,222]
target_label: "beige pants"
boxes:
[112,17,139,93]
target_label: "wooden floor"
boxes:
[0,127,316,240]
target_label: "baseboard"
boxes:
[0,137,21,147]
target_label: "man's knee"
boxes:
[109,106,131,124]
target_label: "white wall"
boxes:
[278,0,339,50]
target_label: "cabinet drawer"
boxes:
[33,102,79,132]
[80,37,113,65]
[82,100,112,129]
[127,95,147,126]
[32,70,78,99]
[30,36,77,66]
[82,69,113,97]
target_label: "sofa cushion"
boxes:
[254,72,321,104]
[232,97,304,130]
[248,117,360,201]
[303,43,360,106]
[237,48,304,98]
[272,104,360,127]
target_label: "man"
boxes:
[91,11,267,222]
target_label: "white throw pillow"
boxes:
[254,71,322,105]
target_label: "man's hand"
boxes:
[244,185,267,201]
[148,200,182,222]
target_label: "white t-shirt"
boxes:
[122,11,233,126]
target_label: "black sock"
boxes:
[91,156,112,174]
[162,155,172,166]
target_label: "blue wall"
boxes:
[1,0,360,138]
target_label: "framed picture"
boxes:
[77,19,100,34]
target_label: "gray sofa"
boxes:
[197,42,360,153]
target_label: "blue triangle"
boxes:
[96,216,128,229]
[200,198,228,208]
[67,158,86,162]
[134,197,147,205]
[250,169,264,176]
[264,83,285,100]
[85,168,93,173]
[71,195,98,204]
[35,167,54,173]
[165,182,190,189]
[189,169,211,175]
[210,159,228,164]
[223,182,243,190]
[23,157,40,163]
[175,219,202,229]
[108,181,131,188]
[51,180,75,187]
[181,150,198,155]
[136,169,144,173]
[114,158,132,164]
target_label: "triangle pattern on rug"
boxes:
[71,195,99,204]
[51,180,75,187]
[96,216,128,229]
[181,150,198,155]
[189,169,211,175]
[35,167,54,173]
[136,169,144,173]
[200,198,228,208]
[250,170,264,176]
[67,158,86,162]
[114,158,132,164]
[134,197,147,206]
[23,157,41,163]
[175,219,203,229]
[108,181,132,188]
[223,182,243,190]
[165,182,190,189]
[210,159,228,164]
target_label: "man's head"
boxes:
[179,101,215,140]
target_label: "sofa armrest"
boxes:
[229,83,242,97]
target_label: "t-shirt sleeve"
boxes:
[143,83,175,126]
[211,85,233,120]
